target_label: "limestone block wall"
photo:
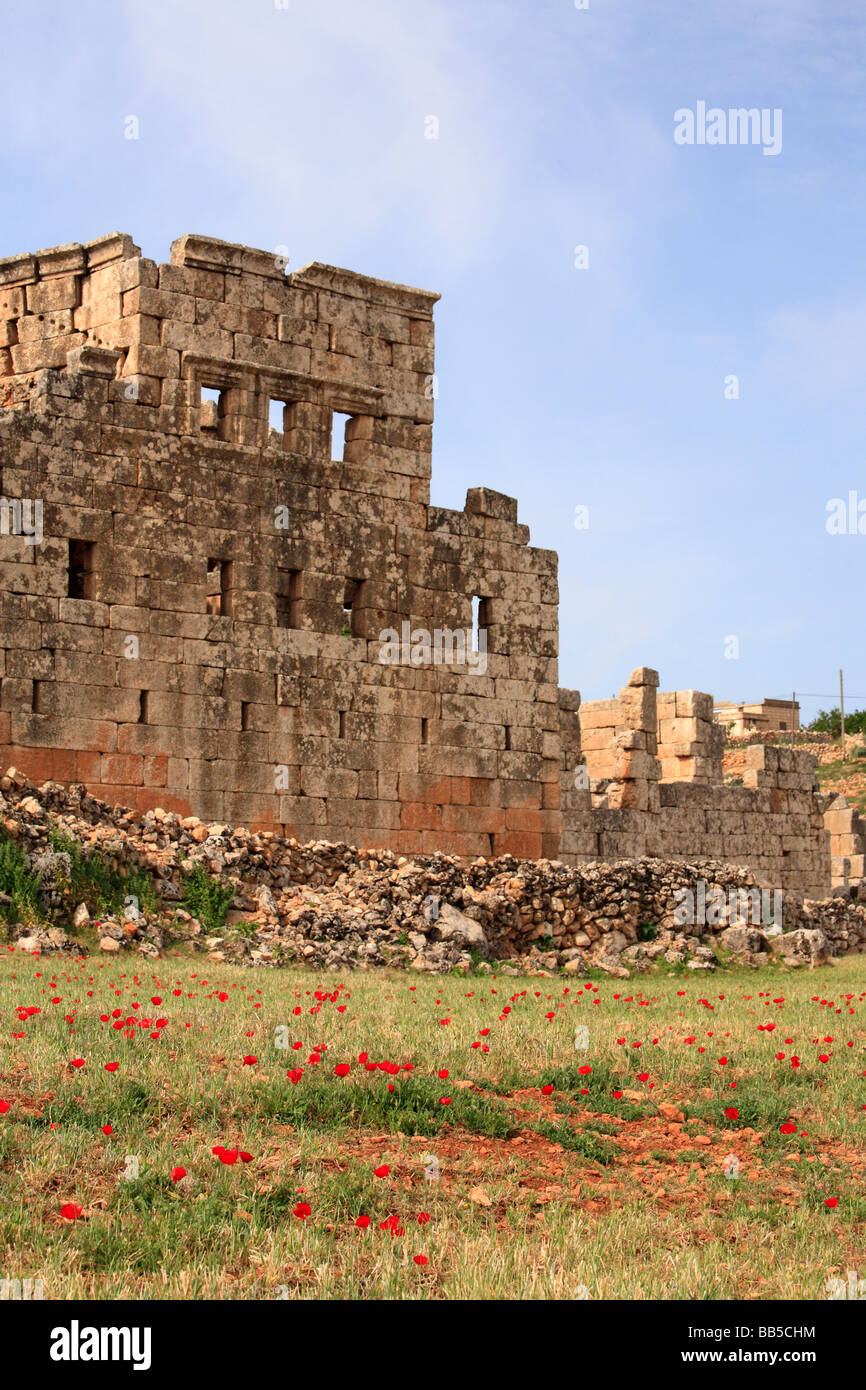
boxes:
[559,668,832,897]
[657,689,725,783]
[0,233,561,858]
[825,799,866,893]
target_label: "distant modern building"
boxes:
[714,698,800,736]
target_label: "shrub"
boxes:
[0,832,44,926]
[47,827,157,919]
[181,863,235,933]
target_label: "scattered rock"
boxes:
[2,768,865,974]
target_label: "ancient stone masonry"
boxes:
[0,233,560,860]
[560,668,841,900]
[0,231,851,902]
[4,771,865,974]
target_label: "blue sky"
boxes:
[3,0,865,716]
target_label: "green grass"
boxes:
[1,951,865,1299]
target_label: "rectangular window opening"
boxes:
[268,398,288,438]
[241,701,251,731]
[338,710,346,739]
[471,594,491,654]
[276,567,302,629]
[206,558,233,617]
[32,680,43,714]
[342,578,364,636]
[200,385,223,434]
[504,724,512,751]
[332,411,352,462]
[68,540,95,600]
[421,717,429,746]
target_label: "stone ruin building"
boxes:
[0,231,863,903]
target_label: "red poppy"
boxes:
[293,1202,311,1219]
[825,1197,838,1209]
[70,1059,85,1069]
[374,1165,390,1178]
[541,1085,554,1096]
[355,1215,371,1229]
[60,1203,83,1220]
[724,1108,739,1120]
[334,1064,351,1078]
[105,1063,119,1072]
[171,1167,186,1183]
[101,1124,112,1136]
[413,1254,429,1266]
[0,1101,10,1115]
[242,1056,257,1066]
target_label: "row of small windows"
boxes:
[66,542,491,646]
[67,542,368,637]
[199,388,355,461]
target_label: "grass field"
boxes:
[2,945,865,1301]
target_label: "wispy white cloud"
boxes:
[121,0,516,271]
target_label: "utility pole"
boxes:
[791,691,796,749]
[840,668,846,759]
